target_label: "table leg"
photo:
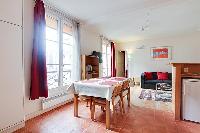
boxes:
[128,87,131,107]
[106,100,110,129]
[74,94,79,117]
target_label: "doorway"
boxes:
[116,51,126,77]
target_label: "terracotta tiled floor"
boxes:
[15,86,200,133]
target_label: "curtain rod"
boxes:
[33,0,80,24]
[45,3,80,23]
[100,35,112,42]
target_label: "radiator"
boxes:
[42,93,73,110]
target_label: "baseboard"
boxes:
[25,98,73,121]
[0,120,25,133]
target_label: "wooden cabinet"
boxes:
[81,55,99,80]
[171,63,200,120]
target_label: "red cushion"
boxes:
[157,72,168,80]
[144,72,153,80]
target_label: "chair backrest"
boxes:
[122,80,130,90]
[112,84,123,98]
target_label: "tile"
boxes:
[14,87,200,133]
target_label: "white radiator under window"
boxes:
[42,93,73,110]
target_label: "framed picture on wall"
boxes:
[151,46,172,60]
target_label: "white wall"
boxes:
[0,0,24,131]
[79,24,102,76]
[79,25,102,55]
[24,0,43,117]
[23,0,102,118]
[117,32,200,78]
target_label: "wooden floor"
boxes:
[15,86,200,133]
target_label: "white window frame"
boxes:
[102,39,111,77]
[61,20,74,87]
[45,13,74,96]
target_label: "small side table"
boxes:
[155,83,172,102]
[156,83,172,92]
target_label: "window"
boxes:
[102,39,111,77]
[62,23,73,86]
[46,15,74,90]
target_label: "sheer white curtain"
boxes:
[44,3,80,96]
[71,21,81,81]
[101,37,111,77]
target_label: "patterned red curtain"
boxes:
[111,42,116,77]
[30,0,48,100]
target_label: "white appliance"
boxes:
[182,79,200,123]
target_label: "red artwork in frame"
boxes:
[151,46,172,60]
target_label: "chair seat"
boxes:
[79,95,91,99]
[91,84,124,122]
[94,97,106,105]
[94,96,121,105]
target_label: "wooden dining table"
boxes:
[71,77,129,129]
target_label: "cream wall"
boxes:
[116,32,200,78]
[79,25,102,55]
[0,0,24,131]
[24,0,42,117]
[79,24,102,76]
[23,0,102,118]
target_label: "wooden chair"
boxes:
[121,80,131,113]
[79,95,93,110]
[91,85,123,123]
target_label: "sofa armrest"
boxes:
[168,73,172,80]
[141,73,145,87]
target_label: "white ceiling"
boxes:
[46,0,200,43]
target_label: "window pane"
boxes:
[63,71,71,86]
[63,24,73,35]
[46,16,58,29]
[63,65,72,71]
[103,65,107,69]
[107,45,111,55]
[46,27,58,41]
[46,40,59,64]
[103,68,108,77]
[102,54,107,68]
[47,65,59,89]
[45,16,75,89]
[102,38,112,77]
[46,16,59,90]
[46,16,58,42]
[63,44,73,64]
[108,69,111,77]
[47,72,59,89]
[62,24,73,86]
[102,44,106,54]
[107,54,111,69]
[47,64,59,72]
[63,33,73,45]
